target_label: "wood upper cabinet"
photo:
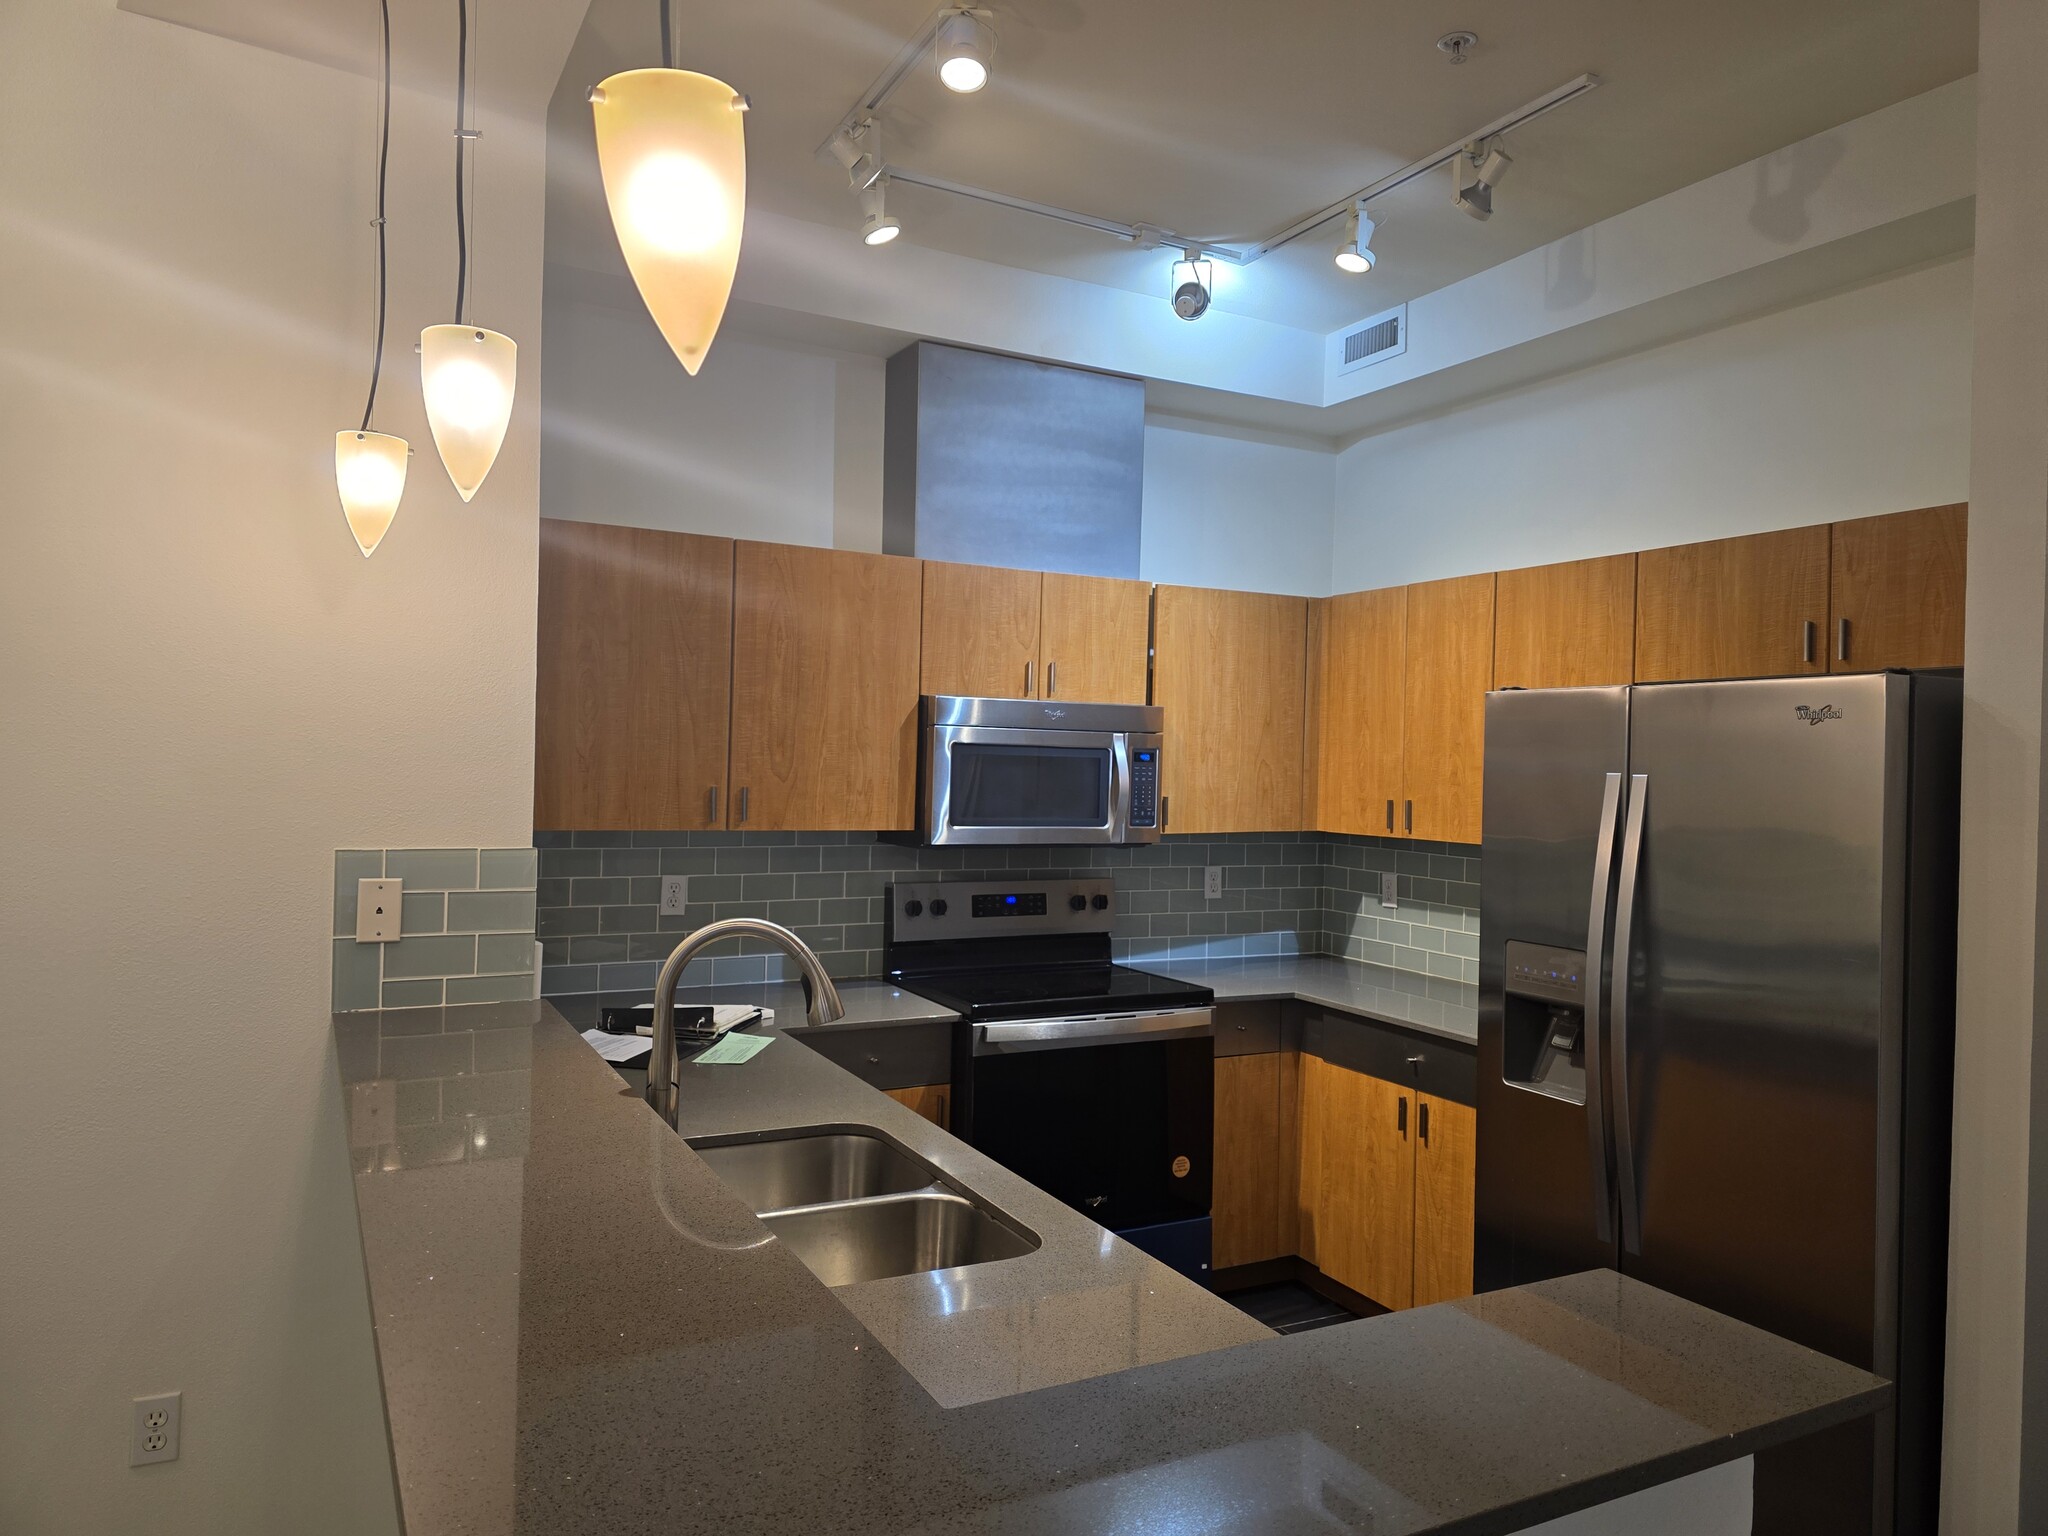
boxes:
[1411,1095,1476,1308]
[533,519,733,831]
[1039,571,1152,704]
[1151,585,1308,834]
[1297,1055,1413,1310]
[1402,574,1495,845]
[1493,554,1636,690]
[1213,1052,1285,1270]
[728,542,924,831]
[1635,526,1830,682]
[1308,588,1406,837]
[1830,504,1967,672]
[921,561,1041,699]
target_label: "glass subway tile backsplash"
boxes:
[332,848,539,1012]
[532,831,1481,998]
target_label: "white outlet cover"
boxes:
[1203,866,1224,901]
[356,878,403,942]
[131,1391,180,1466]
[1380,872,1399,909]
[660,875,688,916]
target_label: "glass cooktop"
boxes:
[892,963,1213,1024]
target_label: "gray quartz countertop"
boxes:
[336,999,1884,1536]
[1140,954,1479,1044]
[548,976,960,1031]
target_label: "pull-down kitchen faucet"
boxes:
[643,918,846,1128]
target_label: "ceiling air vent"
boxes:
[1337,304,1408,376]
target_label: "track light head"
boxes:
[1170,252,1213,321]
[827,119,883,190]
[859,176,901,245]
[1335,205,1377,274]
[1453,140,1511,220]
[936,11,994,93]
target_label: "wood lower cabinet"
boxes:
[1213,1053,1286,1269]
[1039,572,1152,704]
[1635,526,1830,682]
[728,542,924,831]
[1493,554,1636,690]
[921,561,1041,699]
[885,1083,950,1129]
[1401,574,1495,845]
[1411,1094,1476,1308]
[1297,1054,1414,1310]
[534,520,733,831]
[1830,504,1967,672]
[1308,587,1406,836]
[1152,585,1308,834]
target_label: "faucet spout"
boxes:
[643,918,846,1128]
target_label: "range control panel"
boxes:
[1503,940,1589,1005]
[888,879,1114,942]
[1128,748,1160,828]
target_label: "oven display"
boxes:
[972,892,1047,918]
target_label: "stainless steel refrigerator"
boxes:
[1477,673,1959,1536]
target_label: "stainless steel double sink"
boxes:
[686,1125,1041,1287]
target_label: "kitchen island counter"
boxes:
[335,999,1883,1536]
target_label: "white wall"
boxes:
[1141,419,1338,597]
[0,3,564,1531]
[1330,256,1973,589]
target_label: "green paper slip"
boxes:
[693,1031,773,1066]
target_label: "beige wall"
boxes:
[0,2,565,1530]
[1944,0,2048,1525]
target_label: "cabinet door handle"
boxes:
[1404,799,1414,835]
[1396,1097,1408,1135]
[1162,795,1170,831]
[1802,619,1817,664]
[1024,660,1033,697]
[1385,798,1394,833]
[1836,617,1851,663]
[1047,661,1058,697]
[737,787,749,824]
[1419,1100,1431,1144]
[708,786,720,825]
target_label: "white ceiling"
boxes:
[548,0,1976,332]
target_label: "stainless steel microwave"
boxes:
[912,695,1164,846]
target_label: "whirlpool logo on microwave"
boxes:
[1794,704,1844,725]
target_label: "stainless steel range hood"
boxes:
[882,342,1144,579]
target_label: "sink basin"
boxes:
[760,1190,1039,1286]
[687,1127,934,1214]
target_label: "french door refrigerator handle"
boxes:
[1582,771,1624,1245]
[1612,772,1649,1255]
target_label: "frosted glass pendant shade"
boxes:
[590,68,746,377]
[420,324,517,501]
[334,430,409,557]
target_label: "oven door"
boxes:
[953,1010,1214,1274]
[927,725,1139,845]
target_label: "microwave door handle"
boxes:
[1612,773,1648,1256]
[1109,734,1131,837]
[1583,771,1623,1246]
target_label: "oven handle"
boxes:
[972,1007,1215,1055]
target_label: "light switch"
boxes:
[357,877,403,942]
[1379,872,1399,909]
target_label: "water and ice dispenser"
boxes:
[1500,940,1590,1103]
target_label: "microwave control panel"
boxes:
[1128,748,1160,828]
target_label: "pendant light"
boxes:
[421,0,516,500]
[335,0,408,557]
[589,0,747,377]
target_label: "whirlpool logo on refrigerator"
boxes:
[1794,704,1844,725]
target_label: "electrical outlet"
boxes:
[130,1392,180,1466]
[1379,871,1399,909]
[1203,866,1224,901]
[660,875,688,916]
[356,877,402,942]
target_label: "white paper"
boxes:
[580,1028,651,1063]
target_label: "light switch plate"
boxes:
[356,877,403,942]
[660,875,688,916]
[1379,872,1399,909]
[1203,866,1224,901]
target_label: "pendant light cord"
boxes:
[453,0,471,325]
[659,0,673,68]
[360,0,392,432]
